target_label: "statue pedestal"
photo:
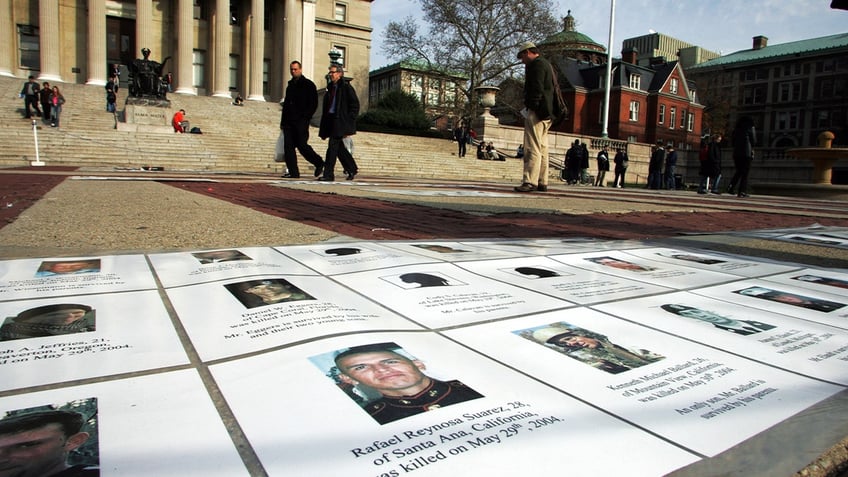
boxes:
[117,97,175,133]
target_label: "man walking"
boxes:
[20,75,41,119]
[280,60,325,178]
[514,41,558,193]
[318,64,359,181]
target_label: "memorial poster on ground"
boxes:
[209,332,701,476]
[0,255,156,300]
[593,291,848,385]
[455,255,672,305]
[443,308,844,456]
[0,233,846,476]
[0,291,188,391]
[692,280,848,330]
[148,246,317,288]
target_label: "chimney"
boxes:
[752,36,768,50]
[622,47,638,65]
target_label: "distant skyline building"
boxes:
[622,32,720,70]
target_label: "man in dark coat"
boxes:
[514,41,558,193]
[728,116,756,198]
[318,64,359,181]
[698,133,723,194]
[280,61,325,178]
[648,141,665,190]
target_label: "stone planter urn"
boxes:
[475,86,500,117]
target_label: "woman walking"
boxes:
[50,86,65,128]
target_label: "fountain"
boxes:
[786,131,847,184]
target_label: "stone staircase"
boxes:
[0,76,518,181]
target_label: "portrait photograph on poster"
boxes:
[733,286,845,313]
[1,303,96,342]
[309,341,485,424]
[35,259,101,276]
[513,321,665,374]
[382,240,527,263]
[224,278,315,308]
[0,397,99,476]
[191,249,253,264]
[762,268,848,294]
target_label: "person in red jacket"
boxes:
[172,109,187,133]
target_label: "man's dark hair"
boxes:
[333,342,403,367]
[0,410,84,437]
[16,304,92,322]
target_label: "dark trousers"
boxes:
[457,141,466,157]
[41,101,52,120]
[24,95,40,118]
[323,136,357,179]
[283,121,324,176]
[729,156,752,194]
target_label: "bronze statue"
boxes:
[128,48,171,99]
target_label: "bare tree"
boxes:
[382,0,560,117]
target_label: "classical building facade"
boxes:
[687,33,848,148]
[1,0,373,104]
[368,60,468,130]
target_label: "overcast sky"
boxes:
[370,0,848,69]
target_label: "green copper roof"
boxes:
[541,30,605,49]
[690,32,848,69]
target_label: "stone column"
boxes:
[282,0,300,87]
[301,0,316,81]
[86,0,107,85]
[246,0,265,101]
[38,0,62,82]
[174,0,196,94]
[0,0,14,76]
[212,0,231,97]
[135,0,153,59]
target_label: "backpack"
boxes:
[550,63,568,127]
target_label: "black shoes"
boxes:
[346,171,357,181]
[314,164,324,177]
[282,173,300,178]
[317,176,334,182]
[514,183,536,192]
[536,184,548,192]
[737,192,749,198]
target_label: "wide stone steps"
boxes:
[0,76,517,181]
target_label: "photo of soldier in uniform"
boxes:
[225,278,315,309]
[657,252,726,265]
[584,256,657,272]
[0,398,99,476]
[411,244,470,254]
[734,286,845,313]
[792,274,848,290]
[514,322,665,374]
[191,249,252,264]
[660,304,776,335]
[312,342,484,425]
[1,304,96,342]
[35,260,101,277]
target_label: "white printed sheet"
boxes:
[210,332,699,476]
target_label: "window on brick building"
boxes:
[669,78,678,94]
[669,107,676,129]
[658,104,665,124]
[629,100,640,121]
[687,112,695,132]
[628,74,641,89]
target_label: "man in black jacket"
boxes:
[318,64,359,181]
[514,41,557,193]
[280,61,325,178]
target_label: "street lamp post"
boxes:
[601,0,616,138]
